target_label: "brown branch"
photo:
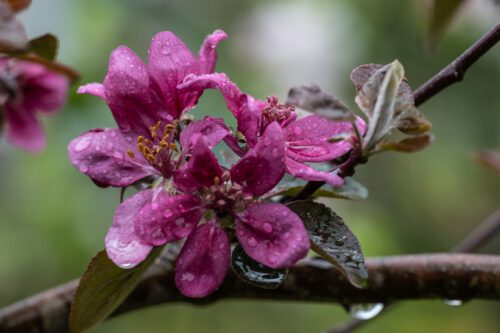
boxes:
[1,254,500,333]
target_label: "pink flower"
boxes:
[68,30,227,187]
[178,73,365,186]
[0,58,69,151]
[106,119,310,297]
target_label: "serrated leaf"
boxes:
[287,200,368,288]
[356,60,405,151]
[396,107,432,135]
[380,134,434,153]
[70,247,162,333]
[475,150,500,175]
[0,1,28,51]
[425,0,464,49]
[28,33,58,61]
[231,244,288,289]
[275,177,368,201]
[287,84,354,121]
[351,63,414,115]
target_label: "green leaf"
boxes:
[231,244,288,289]
[276,177,368,201]
[287,84,354,121]
[425,0,465,49]
[356,60,405,151]
[380,134,434,153]
[69,247,163,333]
[287,200,368,288]
[28,33,58,61]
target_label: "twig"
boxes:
[292,22,500,202]
[1,254,500,333]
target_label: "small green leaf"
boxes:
[380,134,434,153]
[276,177,368,201]
[287,200,368,288]
[231,244,288,289]
[425,0,465,49]
[69,247,162,333]
[28,33,58,61]
[287,84,354,121]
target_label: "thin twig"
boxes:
[1,254,500,333]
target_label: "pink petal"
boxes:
[283,115,362,162]
[4,105,45,152]
[134,193,204,246]
[179,116,230,152]
[198,29,228,74]
[148,31,199,118]
[285,157,344,187]
[77,83,105,99]
[21,69,69,114]
[105,189,154,268]
[68,128,155,187]
[230,122,285,196]
[236,203,310,269]
[104,46,160,134]
[174,136,222,193]
[175,221,230,298]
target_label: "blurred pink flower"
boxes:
[0,58,69,151]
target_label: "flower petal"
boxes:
[105,189,154,268]
[77,83,105,99]
[236,203,310,269]
[148,31,199,118]
[68,128,155,187]
[179,116,230,152]
[104,46,164,134]
[4,105,45,152]
[198,29,228,74]
[230,122,285,196]
[175,221,230,298]
[284,115,363,162]
[174,136,222,193]
[20,67,69,114]
[285,157,344,187]
[134,193,204,246]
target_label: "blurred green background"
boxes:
[1,0,500,332]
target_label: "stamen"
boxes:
[127,150,135,158]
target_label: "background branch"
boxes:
[1,254,500,333]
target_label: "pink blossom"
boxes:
[178,73,365,186]
[0,58,69,151]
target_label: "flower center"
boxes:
[260,96,296,131]
[127,121,178,173]
[200,171,254,217]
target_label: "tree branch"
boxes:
[1,254,500,333]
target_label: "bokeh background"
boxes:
[1,0,500,332]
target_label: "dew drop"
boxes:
[293,127,302,136]
[119,262,135,269]
[348,303,384,320]
[79,165,89,173]
[443,299,463,307]
[262,222,273,234]
[73,136,92,152]
[161,44,171,55]
[248,237,257,247]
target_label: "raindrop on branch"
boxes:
[348,303,384,320]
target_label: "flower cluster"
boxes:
[68,30,362,297]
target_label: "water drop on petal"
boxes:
[349,303,384,320]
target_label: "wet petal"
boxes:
[179,116,230,152]
[77,83,105,99]
[104,46,158,134]
[285,157,344,187]
[105,189,154,268]
[174,136,222,193]
[198,29,228,74]
[148,31,199,118]
[236,203,310,269]
[68,128,155,187]
[134,192,204,246]
[284,115,363,162]
[175,221,230,298]
[231,122,285,196]
[4,105,44,152]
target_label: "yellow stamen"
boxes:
[127,150,135,158]
[168,143,178,151]
[146,154,156,164]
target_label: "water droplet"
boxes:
[293,127,302,136]
[79,165,89,173]
[349,303,384,320]
[248,237,257,247]
[164,209,172,218]
[443,299,463,307]
[151,203,159,210]
[180,272,194,282]
[73,136,91,152]
[262,222,273,234]
[119,262,135,269]
[161,44,171,55]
